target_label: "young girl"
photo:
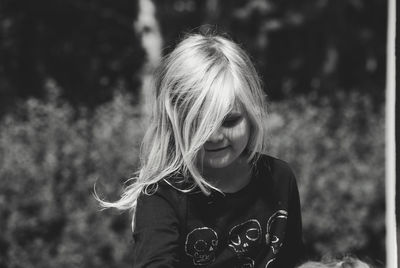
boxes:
[99,32,304,268]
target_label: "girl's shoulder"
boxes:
[162,176,199,193]
[142,174,199,204]
[255,154,299,193]
[136,179,190,219]
[255,154,301,212]
[256,154,296,178]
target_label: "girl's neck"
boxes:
[203,156,253,194]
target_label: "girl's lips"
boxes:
[205,146,228,152]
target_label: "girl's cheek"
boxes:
[226,120,249,139]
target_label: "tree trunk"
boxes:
[204,0,220,24]
[134,0,162,120]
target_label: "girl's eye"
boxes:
[222,115,241,127]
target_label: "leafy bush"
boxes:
[267,92,385,264]
[0,88,143,267]
[0,89,385,266]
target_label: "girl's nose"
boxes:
[208,128,224,143]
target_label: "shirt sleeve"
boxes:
[272,172,305,268]
[132,189,182,268]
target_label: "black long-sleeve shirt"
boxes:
[132,154,305,268]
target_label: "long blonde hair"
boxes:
[96,32,269,230]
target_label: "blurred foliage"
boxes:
[267,92,385,264]
[0,0,387,111]
[0,84,143,267]
[0,85,385,266]
[148,0,387,101]
[0,0,144,110]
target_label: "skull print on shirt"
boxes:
[228,219,262,256]
[227,219,262,268]
[265,210,288,255]
[228,219,261,257]
[235,257,255,268]
[184,212,289,267]
[185,227,218,266]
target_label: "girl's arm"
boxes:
[272,173,305,268]
[132,190,182,267]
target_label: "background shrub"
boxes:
[0,89,385,266]
[0,87,142,267]
[268,92,385,263]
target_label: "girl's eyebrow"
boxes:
[223,113,242,123]
[227,111,242,116]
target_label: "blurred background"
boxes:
[0,0,387,267]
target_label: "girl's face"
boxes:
[202,104,251,169]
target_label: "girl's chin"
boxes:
[203,154,234,169]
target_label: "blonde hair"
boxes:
[96,32,268,230]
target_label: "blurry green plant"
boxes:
[0,87,385,267]
[0,85,143,267]
[267,92,385,263]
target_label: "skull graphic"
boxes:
[185,227,218,266]
[265,210,288,255]
[228,219,262,256]
[234,257,255,268]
